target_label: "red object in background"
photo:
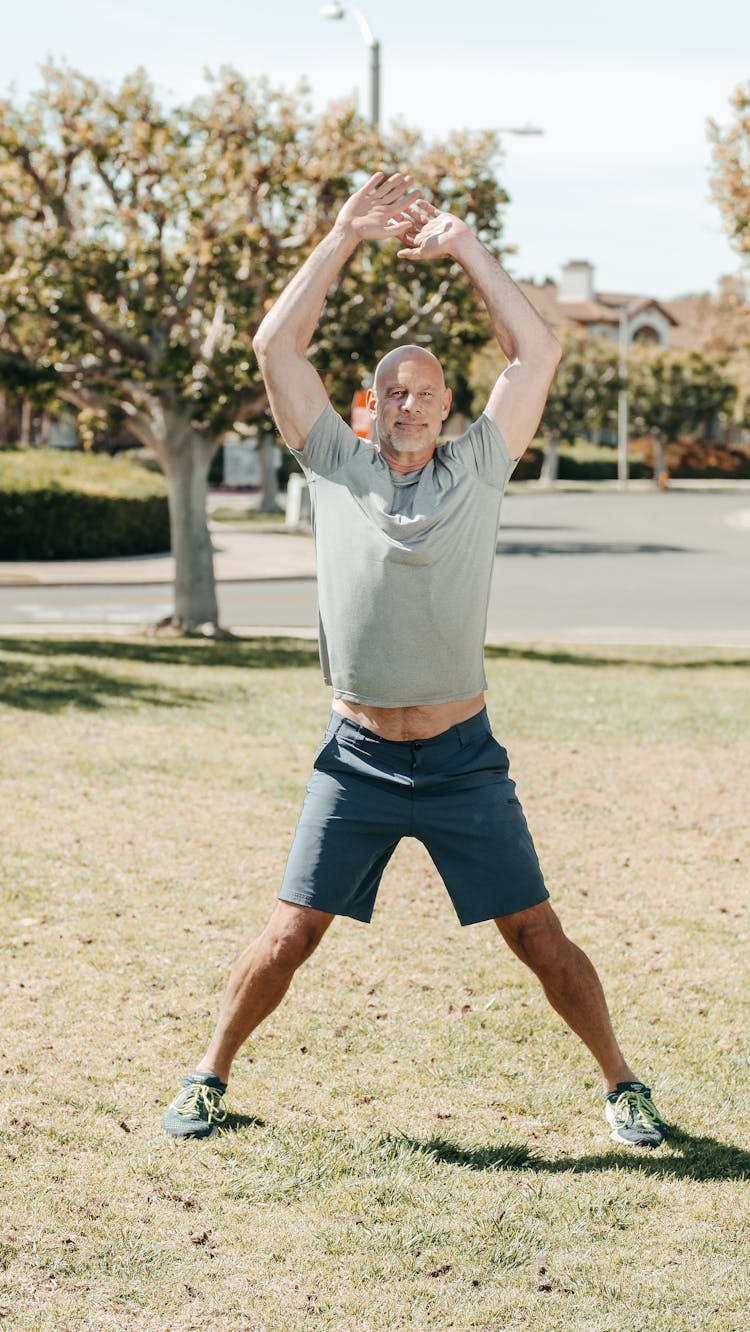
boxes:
[350,388,371,439]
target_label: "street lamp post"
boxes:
[617,308,630,486]
[320,3,380,126]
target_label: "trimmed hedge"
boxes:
[0,448,170,560]
[557,455,652,481]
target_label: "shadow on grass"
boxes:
[0,635,319,670]
[395,1129,750,1182]
[1,635,747,678]
[1,636,747,713]
[0,636,320,712]
[223,1112,268,1133]
[0,653,212,713]
[483,645,750,671]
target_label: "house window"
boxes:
[631,325,660,344]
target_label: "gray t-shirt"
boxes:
[289,403,516,707]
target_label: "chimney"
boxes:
[559,260,595,303]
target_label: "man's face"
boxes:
[367,351,452,459]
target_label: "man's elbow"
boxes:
[540,329,562,368]
[515,329,561,373]
[252,319,274,369]
[253,321,302,379]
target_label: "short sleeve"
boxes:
[439,413,517,490]
[286,402,364,480]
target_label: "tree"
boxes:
[708,81,750,257]
[667,279,750,438]
[628,347,737,484]
[471,330,620,481]
[537,332,620,482]
[0,66,510,632]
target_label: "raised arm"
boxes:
[398,204,561,459]
[253,172,420,451]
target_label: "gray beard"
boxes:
[375,425,426,457]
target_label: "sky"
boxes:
[2,0,748,299]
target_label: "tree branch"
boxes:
[91,159,126,211]
[58,384,159,451]
[12,144,73,233]
[80,293,151,365]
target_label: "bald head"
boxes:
[367,343,452,470]
[373,345,446,394]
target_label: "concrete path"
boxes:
[0,526,316,587]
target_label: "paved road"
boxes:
[1,490,748,644]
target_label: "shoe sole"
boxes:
[609,1127,665,1148]
[163,1120,220,1140]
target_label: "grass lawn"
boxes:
[209,508,291,531]
[0,636,748,1331]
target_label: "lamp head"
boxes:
[320,3,345,18]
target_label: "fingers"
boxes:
[359,170,409,198]
[359,170,426,209]
[403,200,439,224]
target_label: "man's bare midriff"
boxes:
[332,692,486,741]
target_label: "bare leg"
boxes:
[495,901,635,1092]
[196,900,335,1084]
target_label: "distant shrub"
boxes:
[512,445,650,482]
[0,448,170,559]
[632,436,750,479]
[668,441,750,479]
[511,447,543,480]
[557,455,652,481]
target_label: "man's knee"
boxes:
[263,900,334,970]
[495,900,567,971]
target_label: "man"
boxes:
[163,172,667,1148]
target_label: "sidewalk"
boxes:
[0,524,317,587]
[1,478,748,589]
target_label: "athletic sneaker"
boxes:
[163,1072,228,1139]
[605,1081,668,1147]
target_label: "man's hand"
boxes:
[396,201,473,261]
[336,171,422,242]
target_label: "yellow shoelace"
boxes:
[176,1083,228,1125]
[614,1090,662,1128]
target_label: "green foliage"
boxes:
[541,332,621,443]
[708,80,750,256]
[0,448,169,558]
[0,65,509,438]
[627,346,737,444]
[470,331,621,446]
[0,66,509,613]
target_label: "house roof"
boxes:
[598,293,679,325]
[518,280,679,330]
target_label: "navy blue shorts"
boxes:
[278,708,549,927]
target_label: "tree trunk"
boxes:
[157,411,222,634]
[653,434,669,489]
[539,430,560,484]
[20,399,32,445]
[258,433,282,514]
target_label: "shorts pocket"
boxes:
[312,734,338,771]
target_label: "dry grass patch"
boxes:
[0,636,748,1331]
